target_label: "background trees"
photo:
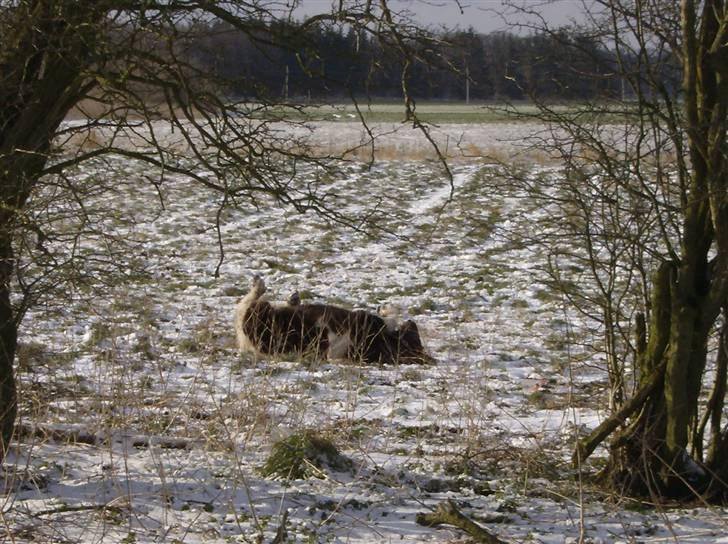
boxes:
[134,18,624,102]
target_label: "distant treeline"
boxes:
[185,21,679,102]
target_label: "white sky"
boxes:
[294,0,582,33]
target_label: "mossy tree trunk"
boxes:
[0,240,18,461]
[0,1,99,462]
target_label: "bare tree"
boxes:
[0,0,443,463]
[501,0,728,500]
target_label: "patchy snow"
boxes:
[2,123,727,543]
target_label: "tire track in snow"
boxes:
[407,165,479,216]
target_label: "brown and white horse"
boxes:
[235,276,434,365]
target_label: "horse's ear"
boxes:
[396,319,435,364]
[400,320,418,334]
[399,320,423,348]
[250,275,266,295]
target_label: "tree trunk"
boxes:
[0,2,100,463]
[0,167,34,464]
[603,261,671,496]
[0,248,18,463]
[0,241,17,463]
[0,154,55,464]
[592,0,728,501]
[603,256,726,499]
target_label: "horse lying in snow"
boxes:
[234,276,434,365]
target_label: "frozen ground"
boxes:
[2,122,728,543]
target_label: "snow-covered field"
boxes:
[3,122,727,543]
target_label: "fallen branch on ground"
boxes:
[18,422,194,450]
[416,499,508,544]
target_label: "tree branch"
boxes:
[416,500,508,544]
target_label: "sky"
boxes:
[294,0,582,33]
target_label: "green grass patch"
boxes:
[261,430,353,480]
